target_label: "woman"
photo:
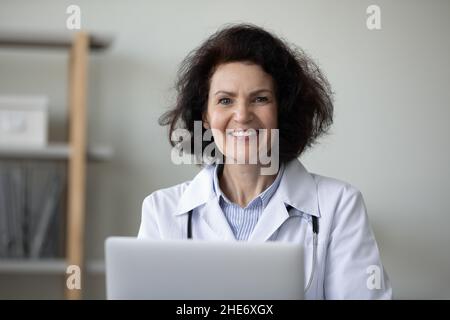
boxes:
[138,23,392,299]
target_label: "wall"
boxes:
[0,0,449,299]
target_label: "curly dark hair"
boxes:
[159,23,334,164]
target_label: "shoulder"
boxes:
[310,172,368,232]
[142,180,191,212]
[142,164,215,214]
[139,165,215,238]
[285,159,362,200]
[139,180,193,239]
[311,173,363,199]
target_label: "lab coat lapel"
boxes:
[200,198,236,241]
[175,159,319,242]
[248,159,320,242]
[174,164,235,240]
[247,197,290,242]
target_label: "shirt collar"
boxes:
[174,159,320,217]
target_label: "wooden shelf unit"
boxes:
[0,31,112,299]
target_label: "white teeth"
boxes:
[230,130,257,137]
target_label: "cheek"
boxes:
[258,107,278,128]
[206,109,227,148]
[207,109,228,130]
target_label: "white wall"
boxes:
[0,0,449,299]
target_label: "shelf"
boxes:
[0,259,105,275]
[0,143,113,161]
[0,30,112,51]
[0,30,112,299]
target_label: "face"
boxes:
[203,61,278,164]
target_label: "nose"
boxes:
[233,101,253,124]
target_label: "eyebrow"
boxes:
[214,89,273,96]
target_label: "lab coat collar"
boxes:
[277,159,321,218]
[174,159,320,218]
[174,164,216,216]
[174,164,236,240]
[248,159,320,242]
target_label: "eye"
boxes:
[218,97,232,105]
[254,96,269,103]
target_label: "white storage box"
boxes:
[0,95,48,147]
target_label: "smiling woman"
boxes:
[203,61,278,172]
[140,23,393,299]
[159,24,333,165]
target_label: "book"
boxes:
[0,160,65,259]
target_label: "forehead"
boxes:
[209,61,274,91]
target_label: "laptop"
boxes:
[105,237,304,300]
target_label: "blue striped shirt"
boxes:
[212,164,285,240]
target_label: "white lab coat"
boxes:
[138,159,392,299]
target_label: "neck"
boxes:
[219,163,278,208]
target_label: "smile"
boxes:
[228,129,259,137]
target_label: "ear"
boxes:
[202,114,210,129]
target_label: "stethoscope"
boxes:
[186,206,319,293]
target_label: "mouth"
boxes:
[227,129,259,138]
